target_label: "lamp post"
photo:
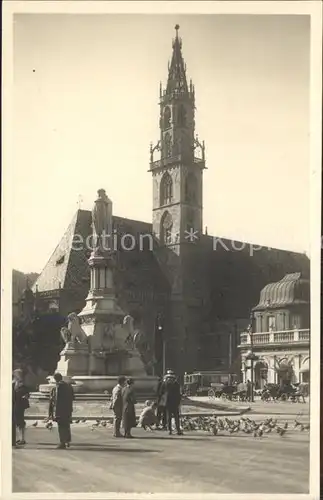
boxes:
[162,337,166,375]
[155,314,165,376]
[246,350,259,402]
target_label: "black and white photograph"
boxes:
[1,1,321,498]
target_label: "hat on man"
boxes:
[164,369,176,379]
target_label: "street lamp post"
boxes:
[162,338,166,375]
[246,350,259,402]
[155,314,165,377]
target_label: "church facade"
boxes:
[31,26,310,378]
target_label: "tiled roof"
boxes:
[33,210,166,295]
[198,234,310,320]
[32,211,82,293]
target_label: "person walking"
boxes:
[160,370,183,436]
[110,376,126,437]
[49,373,74,449]
[12,369,30,446]
[122,378,137,438]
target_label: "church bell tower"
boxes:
[149,25,206,254]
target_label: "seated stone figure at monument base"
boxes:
[60,313,88,346]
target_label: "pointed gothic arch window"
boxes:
[177,104,187,127]
[160,211,173,245]
[160,172,173,206]
[185,173,197,203]
[164,133,172,158]
[163,107,171,129]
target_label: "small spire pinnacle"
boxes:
[175,24,180,36]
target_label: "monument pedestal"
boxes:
[78,251,147,378]
[56,342,90,377]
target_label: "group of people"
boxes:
[110,369,183,438]
[12,368,183,449]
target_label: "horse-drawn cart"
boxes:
[183,371,236,398]
[208,382,248,402]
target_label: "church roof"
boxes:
[253,272,310,311]
[32,210,156,293]
[198,234,309,320]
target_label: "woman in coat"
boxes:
[122,378,137,438]
[13,369,30,446]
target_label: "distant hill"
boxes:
[12,269,39,317]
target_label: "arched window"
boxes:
[177,104,187,127]
[160,172,173,206]
[160,211,173,245]
[163,107,171,129]
[185,173,197,203]
[164,133,172,158]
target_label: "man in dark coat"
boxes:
[12,369,30,446]
[110,376,126,437]
[12,380,16,447]
[122,378,137,438]
[160,370,183,436]
[49,372,74,449]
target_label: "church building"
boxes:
[31,26,309,377]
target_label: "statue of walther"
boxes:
[91,189,113,253]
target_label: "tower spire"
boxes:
[166,24,188,95]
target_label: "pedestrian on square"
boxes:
[49,373,74,449]
[160,370,183,436]
[12,379,16,447]
[156,376,167,430]
[246,379,252,402]
[110,376,126,437]
[13,369,30,446]
[122,378,137,438]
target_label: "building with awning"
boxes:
[238,272,310,388]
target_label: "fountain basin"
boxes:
[39,375,159,397]
[72,375,159,395]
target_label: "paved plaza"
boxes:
[13,419,309,494]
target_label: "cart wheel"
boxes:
[208,389,215,400]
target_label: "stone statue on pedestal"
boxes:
[60,313,88,348]
[92,189,113,253]
[123,315,141,349]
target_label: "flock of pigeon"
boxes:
[180,415,310,437]
[30,414,310,438]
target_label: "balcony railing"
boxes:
[239,329,310,346]
[149,154,205,170]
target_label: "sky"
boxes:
[12,13,310,272]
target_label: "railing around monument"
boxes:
[239,329,310,346]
